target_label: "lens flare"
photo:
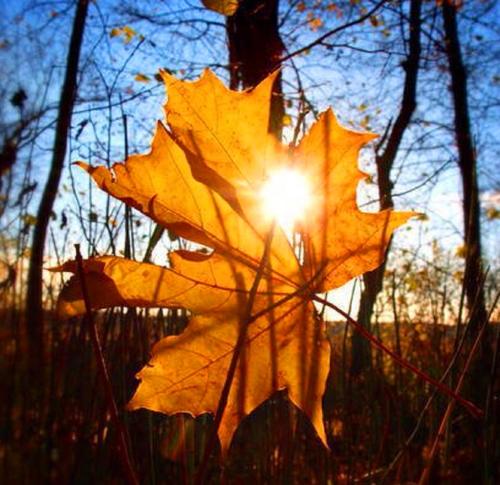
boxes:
[260,168,311,234]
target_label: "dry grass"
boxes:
[1,304,498,483]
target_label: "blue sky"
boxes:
[1,0,498,317]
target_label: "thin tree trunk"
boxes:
[26,0,89,371]
[441,0,487,330]
[441,1,490,480]
[351,0,422,375]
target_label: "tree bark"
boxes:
[226,0,284,137]
[26,0,89,366]
[441,0,487,330]
[352,0,422,376]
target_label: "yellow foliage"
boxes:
[455,244,467,258]
[110,25,137,44]
[134,73,151,83]
[201,0,239,15]
[486,207,500,220]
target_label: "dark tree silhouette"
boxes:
[441,1,492,480]
[352,0,423,375]
[441,0,487,330]
[25,0,89,420]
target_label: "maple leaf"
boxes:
[56,69,415,453]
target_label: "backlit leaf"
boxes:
[56,69,416,453]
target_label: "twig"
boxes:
[74,244,139,485]
[280,0,387,63]
[236,268,482,419]
[313,295,483,419]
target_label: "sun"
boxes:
[260,168,312,234]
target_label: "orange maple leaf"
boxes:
[56,70,415,453]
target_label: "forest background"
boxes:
[0,0,499,483]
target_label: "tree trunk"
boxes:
[441,2,491,479]
[226,0,284,137]
[441,0,487,330]
[351,0,422,376]
[25,0,89,371]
